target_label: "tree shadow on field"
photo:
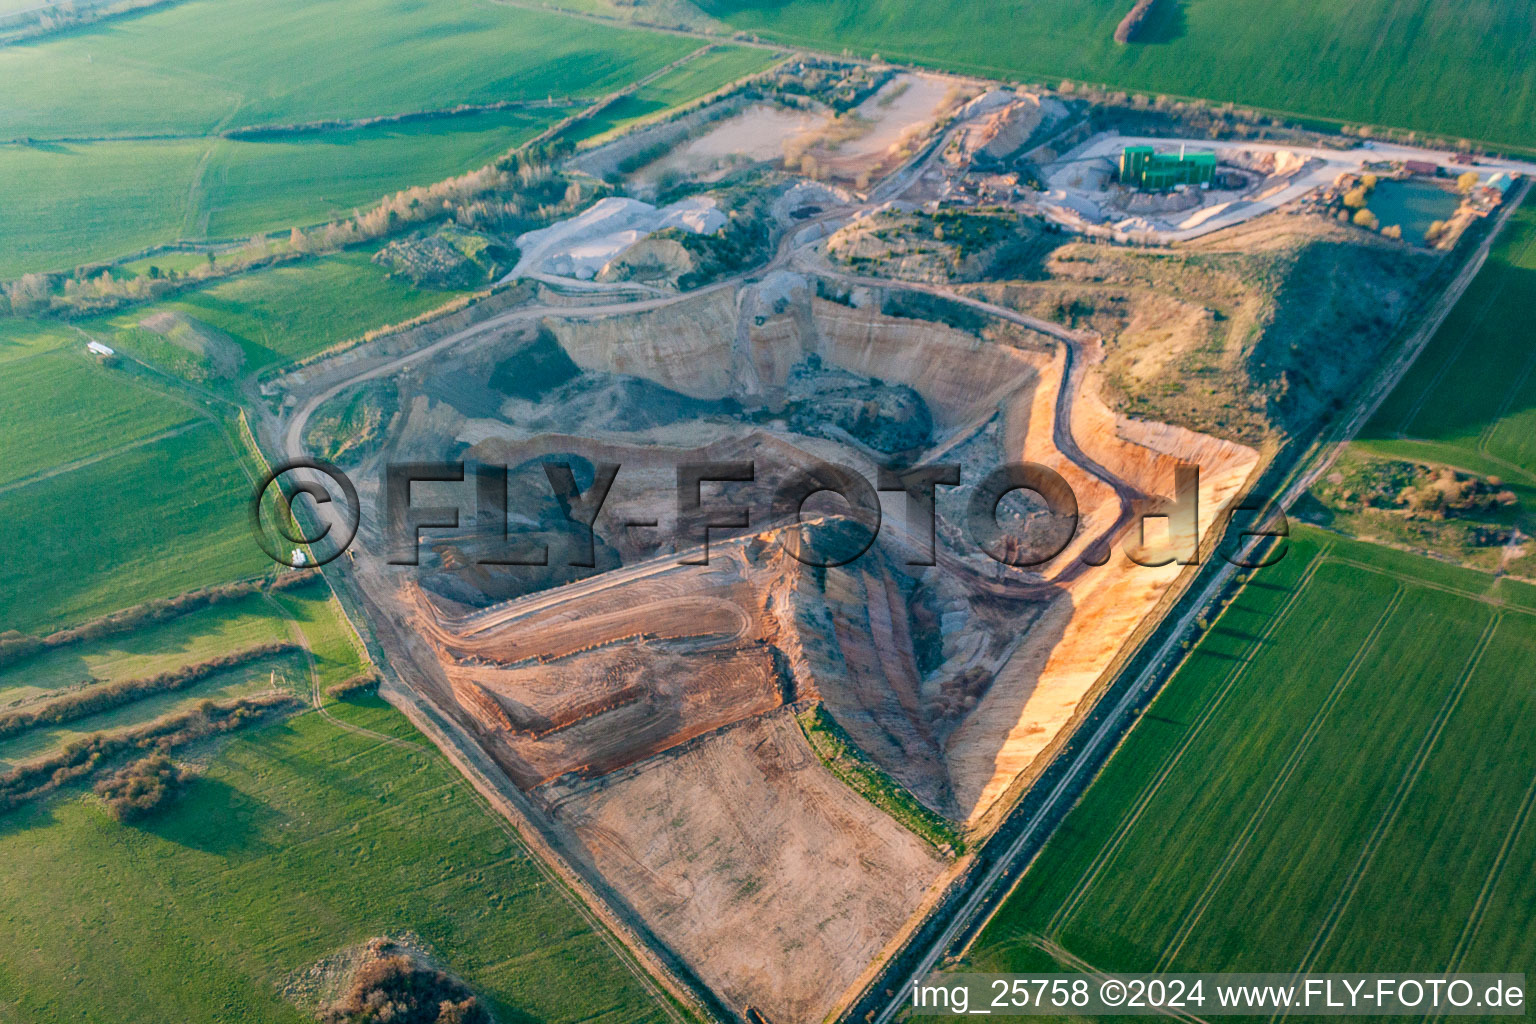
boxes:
[0,650,93,704]
[1131,0,1189,45]
[1355,263,1536,454]
[137,775,281,859]
[479,995,539,1024]
[1190,647,1244,664]
[0,794,61,837]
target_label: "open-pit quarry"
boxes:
[273,261,1259,1020]
[256,63,1505,1016]
[252,68,1491,1024]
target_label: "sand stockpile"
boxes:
[636,103,830,187]
[949,93,1050,167]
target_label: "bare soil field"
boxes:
[537,709,948,1023]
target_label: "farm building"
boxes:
[1484,171,1517,196]
[1403,159,1440,177]
[86,341,115,357]
[1119,145,1216,190]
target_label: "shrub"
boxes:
[322,946,489,1024]
[0,630,43,669]
[94,754,190,821]
[0,694,298,814]
[325,672,380,700]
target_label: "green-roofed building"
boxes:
[1120,145,1217,190]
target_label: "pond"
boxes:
[1368,180,1461,246]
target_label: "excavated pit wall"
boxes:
[376,283,1262,1019]
[540,289,1259,823]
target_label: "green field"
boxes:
[564,45,781,145]
[0,107,569,277]
[0,420,271,634]
[0,579,675,1023]
[98,250,466,372]
[958,527,1536,993]
[199,108,572,238]
[0,317,77,362]
[0,139,206,279]
[0,0,695,141]
[1360,198,1536,499]
[700,0,1536,151]
[0,336,194,487]
[0,0,697,276]
[0,577,344,766]
[0,320,276,636]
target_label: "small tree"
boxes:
[1381,224,1403,240]
[1457,170,1481,194]
[1353,208,1380,230]
[1343,187,1369,209]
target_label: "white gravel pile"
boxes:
[508,196,727,281]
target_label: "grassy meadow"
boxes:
[0,107,571,278]
[0,317,78,362]
[952,527,1536,996]
[0,320,274,636]
[0,139,208,280]
[96,250,467,373]
[0,577,675,1023]
[0,420,271,634]
[198,108,574,239]
[0,590,297,709]
[0,647,305,766]
[0,576,341,766]
[0,337,195,487]
[699,0,1536,151]
[0,0,696,277]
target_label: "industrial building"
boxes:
[1120,144,1217,190]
